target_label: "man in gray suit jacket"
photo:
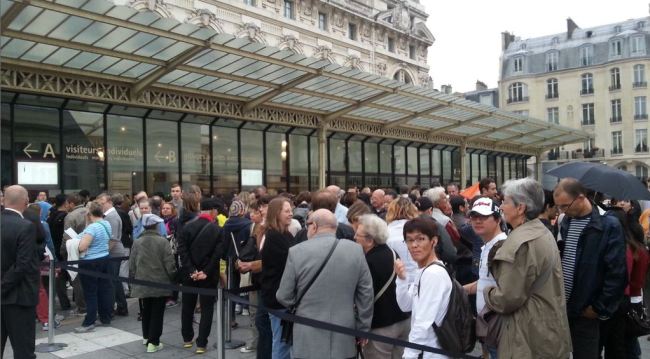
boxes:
[277,209,374,359]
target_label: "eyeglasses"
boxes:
[404,236,430,246]
[556,197,579,212]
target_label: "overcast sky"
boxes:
[424,0,646,93]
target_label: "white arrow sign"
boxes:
[23,143,38,158]
[154,151,164,162]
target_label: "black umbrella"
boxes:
[546,162,650,200]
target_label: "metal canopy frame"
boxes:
[0,0,590,156]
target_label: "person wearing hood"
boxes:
[177,193,225,354]
[129,214,176,353]
[223,200,251,325]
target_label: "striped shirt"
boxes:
[561,216,590,301]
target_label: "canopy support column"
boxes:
[318,123,328,189]
[535,150,544,181]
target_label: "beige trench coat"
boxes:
[484,219,572,359]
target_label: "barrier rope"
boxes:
[58,259,481,358]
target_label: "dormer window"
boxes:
[580,45,593,66]
[631,35,646,55]
[614,25,622,33]
[638,21,646,29]
[520,43,526,50]
[546,51,559,71]
[610,38,622,57]
[513,57,523,73]
[551,36,560,45]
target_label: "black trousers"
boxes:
[181,292,215,348]
[141,297,167,346]
[1,304,36,359]
[569,316,600,359]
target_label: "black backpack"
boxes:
[420,262,476,355]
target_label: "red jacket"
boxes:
[625,246,649,297]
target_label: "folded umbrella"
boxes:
[546,162,650,200]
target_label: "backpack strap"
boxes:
[417,260,446,296]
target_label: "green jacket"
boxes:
[129,229,176,298]
[484,219,572,359]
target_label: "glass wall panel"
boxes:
[451,150,461,184]
[181,123,210,194]
[379,144,392,173]
[394,145,405,175]
[480,155,488,179]
[364,142,378,173]
[348,140,362,173]
[419,148,430,187]
[62,110,105,195]
[442,150,452,185]
[309,136,319,190]
[407,146,418,176]
[496,156,503,186]
[488,155,497,181]
[107,114,144,195]
[471,153,479,185]
[432,149,441,181]
[146,119,179,195]
[289,134,309,193]
[15,105,60,196]
[266,132,287,192]
[2,104,12,187]
[214,127,240,194]
[329,138,346,172]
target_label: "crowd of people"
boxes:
[2,175,650,359]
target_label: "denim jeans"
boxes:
[255,304,272,359]
[268,313,291,359]
[78,258,113,327]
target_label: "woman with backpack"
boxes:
[395,217,452,359]
[484,178,571,358]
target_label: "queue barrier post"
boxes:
[220,259,245,350]
[35,259,67,353]
[215,287,226,359]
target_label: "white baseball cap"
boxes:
[469,197,500,216]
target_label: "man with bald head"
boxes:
[277,209,373,359]
[326,185,349,225]
[371,189,387,219]
[2,185,40,359]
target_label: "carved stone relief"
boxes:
[279,35,304,54]
[130,0,173,18]
[185,9,224,33]
[237,22,266,44]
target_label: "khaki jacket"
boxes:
[129,229,176,298]
[484,219,571,359]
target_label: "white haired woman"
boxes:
[484,178,571,358]
[355,214,410,359]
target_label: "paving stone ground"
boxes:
[4,295,650,358]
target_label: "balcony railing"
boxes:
[610,116,622,123]
[635,114,648,120]
[611,148,623,155]
[580,88,594,95]
[633,81,647,88]
[636,144,649,153]
[507,96,529,104]
[574,148,605,159]
[545,93,559,99]
[581,119,595,126]
[609,84,621,91]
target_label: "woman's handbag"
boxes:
[280,238,339,344]
[626,302,650,337]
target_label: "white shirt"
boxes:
[396,262,452,359]
[476,232,507,313]
[387,219,418,284]
[335,202,349,225]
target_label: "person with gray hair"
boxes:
[327,185,350,225]
[483,178,572,358]
[355,214,410,359]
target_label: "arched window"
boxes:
[581,73,593,95]
[610,68,621,90]
[508,82,527,103]
[546,78,558,99]
[393,70,412,84]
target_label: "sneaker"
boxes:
[165,300,178,308]
[74,324,95,333]
[195,347,206,354]
[241,309,250,316]
[183,341,193,349]
[146,343,164,353]
[42,320,61,331]
[240,346,255,353]
[113,308,128,317]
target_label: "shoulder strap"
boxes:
[230,232,240,258]
[417,261,446,296]
[374,249,396,303]
[98,221,112,240]
[293,238,339,309]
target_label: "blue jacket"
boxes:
[559,206,627,318]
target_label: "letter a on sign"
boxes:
[43,144,56,159]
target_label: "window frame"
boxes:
[547,107,559,124]
[611,99,622,122]
[635,96,647,119]
[318,12,328,31]
[348,22,357,41]
[582,103,595,125]
[388,37,395,53]
[580,45,593,66]
[631,35,645,55]
[283,0,294,20]
[610,67,621,90]
[513,56,523,73]
[612,130,623,154]
[635,128,648,152]
[508,82,527,103]
[581,73,594,94]
[546,78,559,99]
[545,51,559,72]
[609,38,623,58]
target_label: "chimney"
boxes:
[501,31,515,51]
[475,80,487,91]
[567,18,579,39]
[441,84,452,94]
